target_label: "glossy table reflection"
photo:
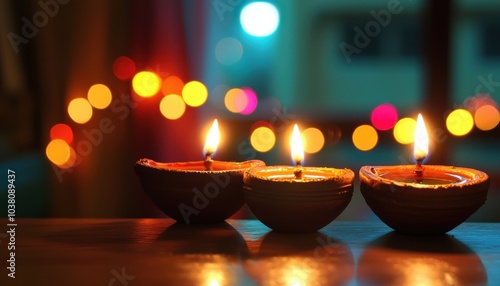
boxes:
[1,219,499,285]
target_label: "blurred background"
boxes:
[1,0,499,221]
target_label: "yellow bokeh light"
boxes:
[393,117,416,144]
[446,109,474,136]
[352,125,378,151]
[475,105,500,131]
[250,126,276,152]
[159,94,186,120]
[182,80,208,107]
[224,88,247,113]
[46,139,71,166]
[132,71,161,97]
[302,127,324,154]
[87,83,112,109]
[68,98,93,124]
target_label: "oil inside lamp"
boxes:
[203,119,219,171]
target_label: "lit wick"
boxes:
[294,161,303,180]
[414,159,424,182]
[204,152,213,171]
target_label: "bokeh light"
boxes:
[113,56,136,80]
[464,93,497,113]
[60,146,77,169]
[68,98,93,124]
[250,126,276,152]
[215,37,243,65]
[50,123,73,144]
[393,117,417,144]
[240,2,280,37]
[302,127,325,154]
[159,94,186,120]
[250,120,274,133]
[446,109,474,136]
[371,103,398,131]
[352,125,378,151]
[224,88,248,113]
[474,105,500,131]
[87,83,112,109]
[46,139,71,166]
[241,88,258,115]
[132,71,161,98]
[161,75,184,96]
[182,81,208,107]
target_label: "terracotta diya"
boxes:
[135,119,265,224]
[360,114,489,235]
[244,124,354,233]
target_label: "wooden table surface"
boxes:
[1,219,499,285]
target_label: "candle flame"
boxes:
[413,114,429,162]
[203,119,220,156]
[291,124,304,165]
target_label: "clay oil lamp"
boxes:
[244,124,354,233]
[135,119,265,224]
[360,114,489,235]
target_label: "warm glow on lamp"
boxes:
[413,114,429,164]
[291,124,304,166]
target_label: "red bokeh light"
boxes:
[162,75,184,95]
[50,123,74,144]
[371,103,398,131]
[113,56,136,80]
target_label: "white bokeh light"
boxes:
[240,2,279,37]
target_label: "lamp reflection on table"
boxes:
[357,232,487,286]
[155,222,249,256]
[244,231,354,285]
[152,222,249,285]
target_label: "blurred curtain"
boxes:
[1,0,203,217]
